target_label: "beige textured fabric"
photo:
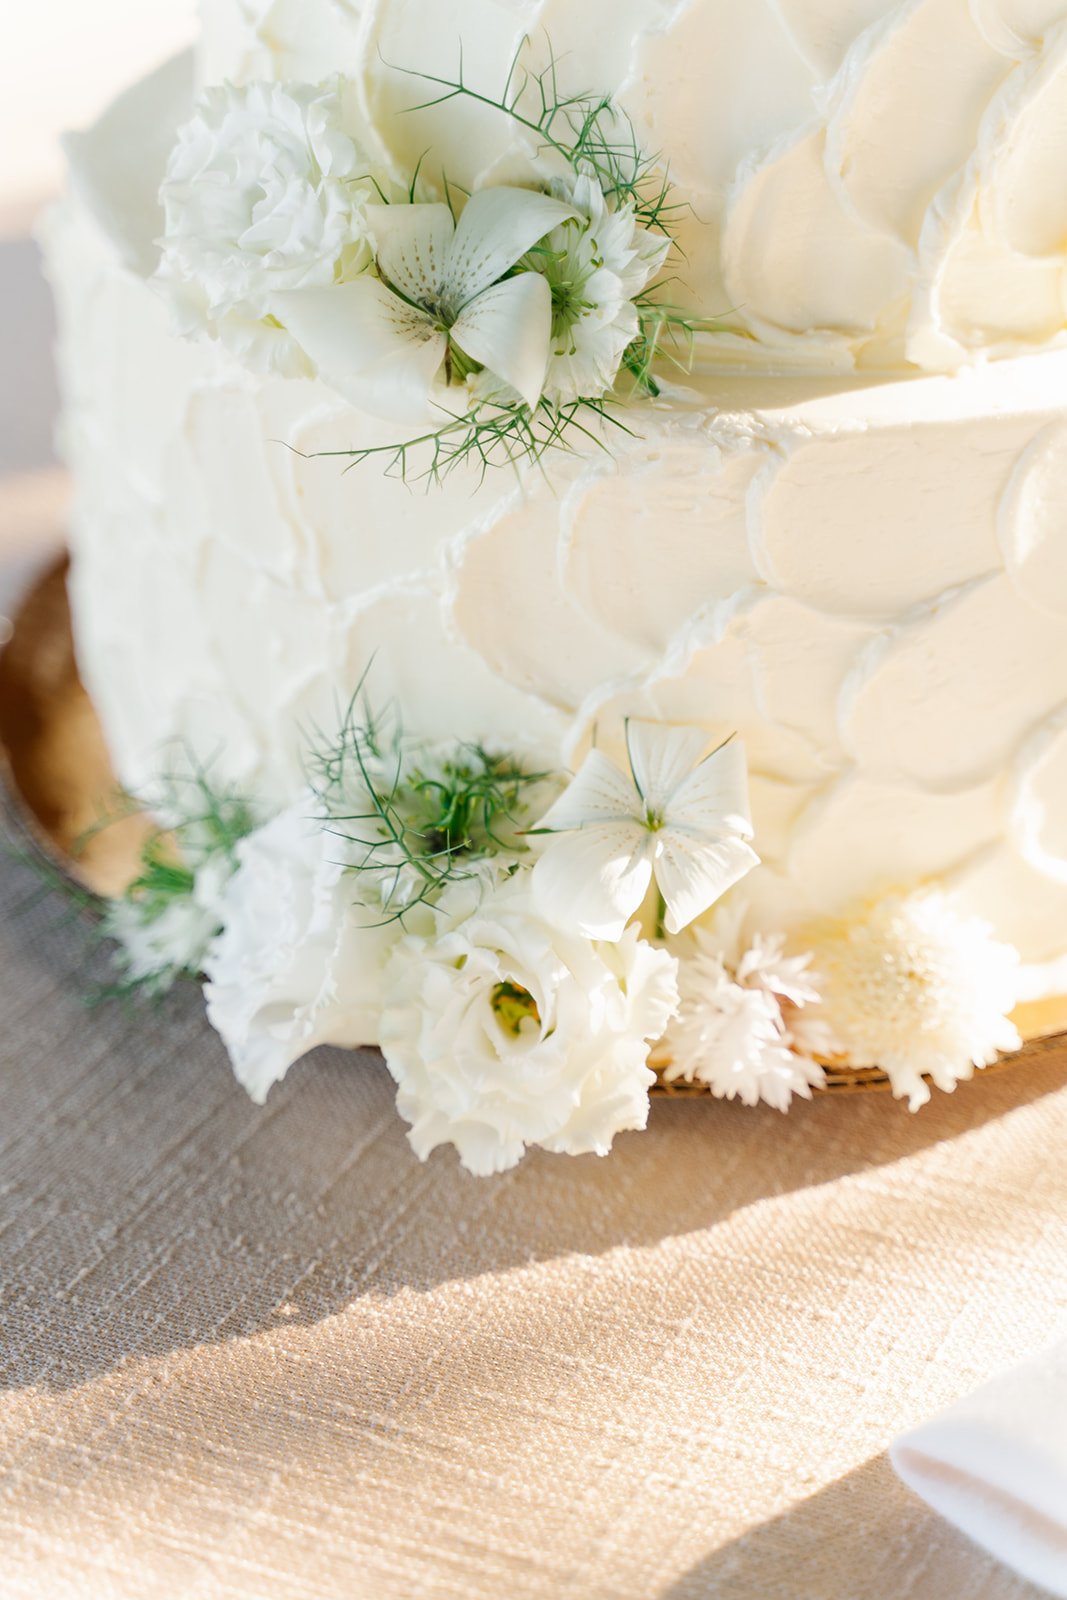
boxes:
[3,844,1067,1600]
[4,245,1067,1600]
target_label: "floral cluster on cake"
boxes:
[78,46,1029,1174]
[99,708,1022,1177]
[153,51,713,479]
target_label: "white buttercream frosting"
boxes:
[197,0,1067,373]
[41,18,1067,998]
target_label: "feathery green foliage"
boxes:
[309,694,557,920]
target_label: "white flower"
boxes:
[379,874,679,1176]
[805,890,1022,1111]
[275,187,576,423]
[662,911,831,1111]
[532,170,671,406]
[203,795,401,1104]
[531,722,759,943]
[105,856,227,996]
[157,79,372,375]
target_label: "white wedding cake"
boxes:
[38,0,1067,1168]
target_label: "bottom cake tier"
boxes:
[4,561,1067,1143]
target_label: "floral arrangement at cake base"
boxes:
[80,702,1025,1178]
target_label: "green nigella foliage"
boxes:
[309,694,559,920]
[119,775,258,919]
[83,764,258,1003]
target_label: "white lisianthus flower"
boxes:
[531,722,760,943]
[157,79,373,375]
[532,169,672,406]
[203,794,402,1104]
[276,187,576,423]
[662,910,833,1111]
[105,854,230,997]
[379,874,680,1176]
[803,890,1022,1112]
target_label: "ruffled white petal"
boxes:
[655,829,761,936]
[532,823,653,941]
[451,272,553,410]
[381,878,678,1176]
[625,721,713,811]
[275,278,446,423]
[668,737,755,839]
[365,201,456,304]
[445,186,577,306]
[662,919,828,1112]
[204,797,396,1106]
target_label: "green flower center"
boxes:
[532,235,601,351]
[550,275,595,340]
[490,981,542,1039]
[443,338,483,387]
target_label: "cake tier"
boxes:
[197,0,1067,373]
[43,52,1067,992]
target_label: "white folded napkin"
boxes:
[891,1340,1067,1597]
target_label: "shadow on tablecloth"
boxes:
[663,1452,1040,1600]
[4,840,1067,1399]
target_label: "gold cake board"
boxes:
[4,555,1067,1096]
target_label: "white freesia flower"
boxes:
[806,890,1022,1111]
[533,170,672,405]
[203,794,401,1104]
[379,874,679,1176]
[105,854,230,996]
[157,79,372,375]
[662,911,832,1111]
[275,187,576,423]
[531,722,759,943]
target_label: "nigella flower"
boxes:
[530,169,672,406]
[276,187,576,423]
[531,722,760,943]
[105,856,230,997]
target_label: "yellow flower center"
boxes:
[490,981,542,1039]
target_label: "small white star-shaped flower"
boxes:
[276,187,575,423]
[531,722,760,941]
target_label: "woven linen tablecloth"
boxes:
[4,836,1067,1600]
[4,248,1067,1600]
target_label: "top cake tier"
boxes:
[197,0,1067,374]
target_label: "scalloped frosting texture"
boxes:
[197,0,1067,373]
[40,73,1067,998]
[40,46,1067,998]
